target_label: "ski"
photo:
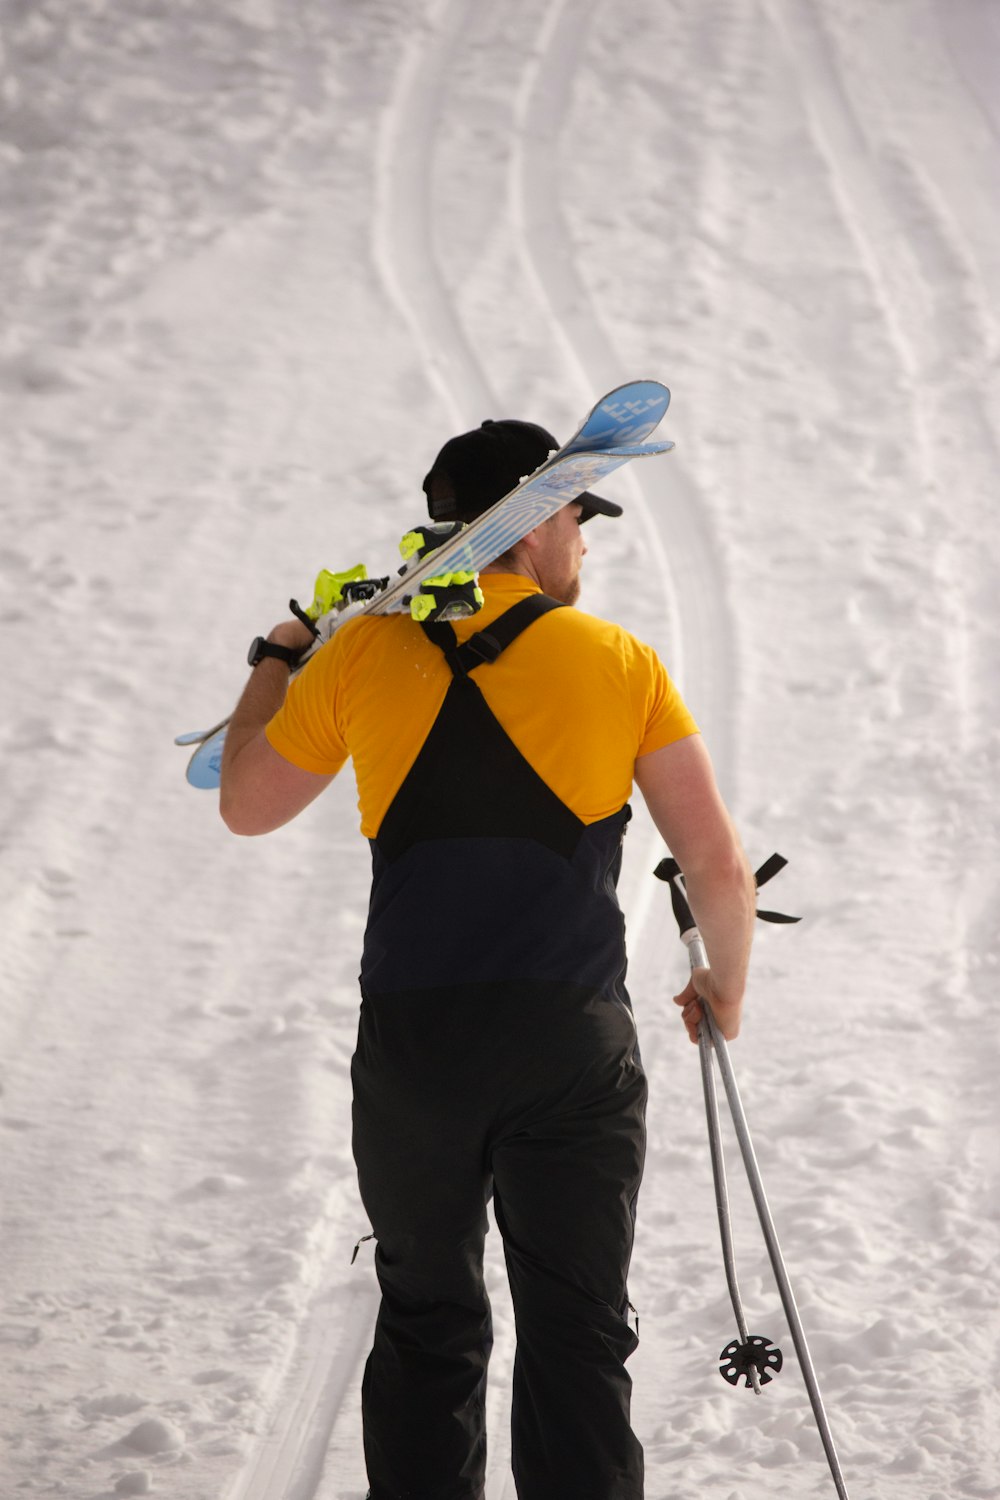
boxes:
[177,380,673,789]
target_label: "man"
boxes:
[220,417,755,1500]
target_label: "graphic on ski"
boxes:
[178,380,673,789]
[186,727,228,790]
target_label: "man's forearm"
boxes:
[221,658,294,780]
[220,619,314,787]
[217,621,334,836]
[683,849,756,1006]
[633,737,757,1025]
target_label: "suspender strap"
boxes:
[420,594,566,678]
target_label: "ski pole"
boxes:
[697,997,770,1396]
[654,857,852,1500]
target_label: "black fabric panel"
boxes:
[352,980,646,1499]
[375,673,586,865]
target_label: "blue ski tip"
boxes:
[187,748,224,790]
[184,726,227,789]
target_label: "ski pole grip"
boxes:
[653,857,700,945]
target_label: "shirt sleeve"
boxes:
[629,635,699,756]
[265,636,351,776]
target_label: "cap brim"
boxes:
[577,490,623,522]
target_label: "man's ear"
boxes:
[519,525,542,552]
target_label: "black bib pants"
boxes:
[351,598,647,1500]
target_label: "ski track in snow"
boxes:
[370,0,495,426]
[761,0,1000,946]
[2,3,999,1499]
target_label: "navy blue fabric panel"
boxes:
[361,806,631,996]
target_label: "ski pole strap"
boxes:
[420,594,566,678]
[752,853,801,924]
[653,852,800,933]
[288,598,321,639]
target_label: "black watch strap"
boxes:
[247,636,300,670]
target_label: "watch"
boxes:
[247,636,300,669]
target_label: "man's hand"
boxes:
[673,966,743,1045]
[269,618,318,656]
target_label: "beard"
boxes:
[548,569,581,606]
[535,543,583,605]
[541,573,581,606]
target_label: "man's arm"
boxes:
[220,621,335,836]
[634,734,756,1042]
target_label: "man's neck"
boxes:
[480,561,540,584]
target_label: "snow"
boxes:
[2,1,998,1496]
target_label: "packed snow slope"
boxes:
[2,2,998,1498]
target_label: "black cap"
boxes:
[423,418,622,524]
[576,490,623,522]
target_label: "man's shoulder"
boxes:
[330,610,414,647]
[508,603,664,690]
[541,602,654,656]
[310,610,420,680]
[327,596,657,673]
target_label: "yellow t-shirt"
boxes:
[266,574,697,837]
